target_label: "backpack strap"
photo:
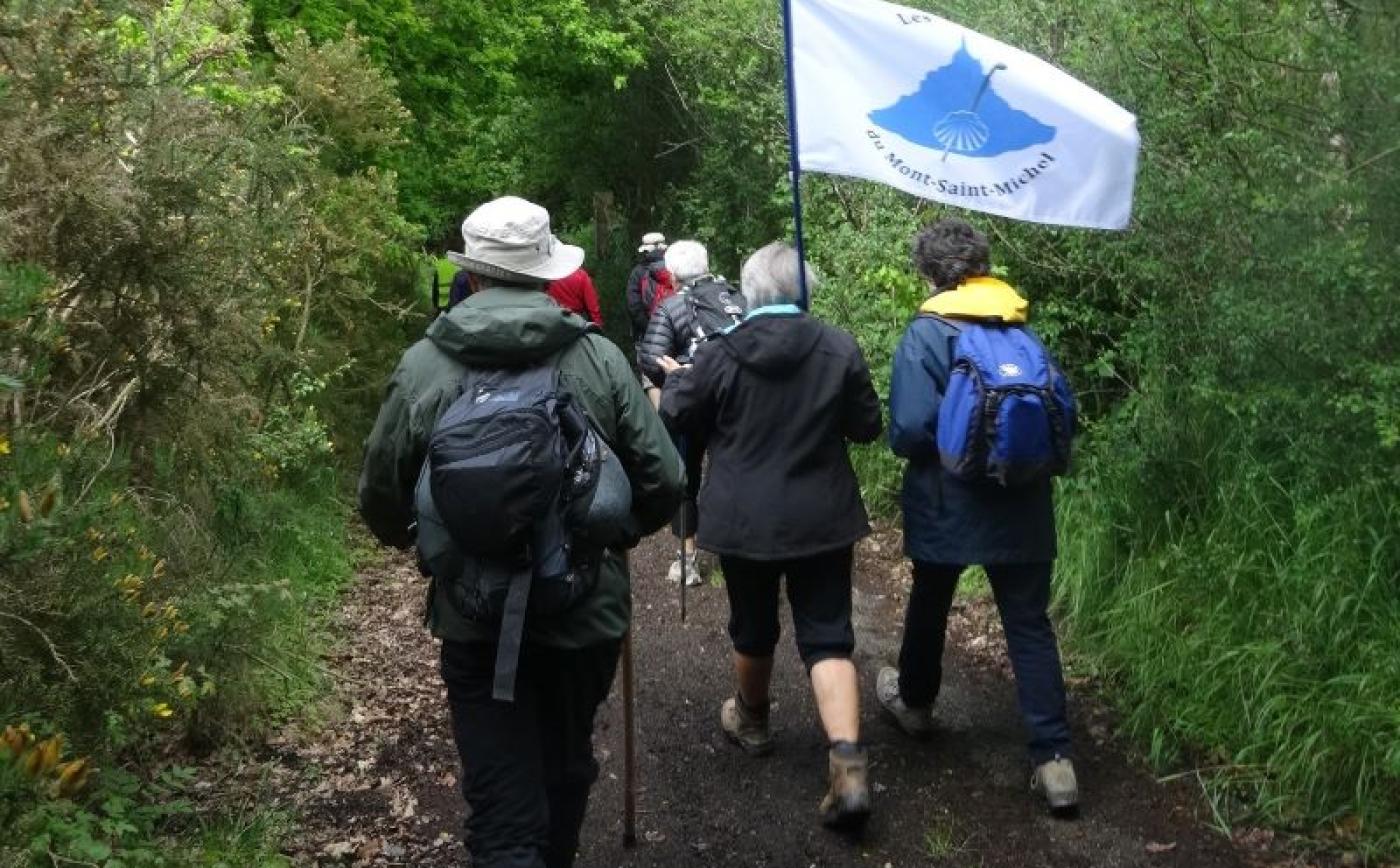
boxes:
[492,563,533,701]
[484,347,571,703]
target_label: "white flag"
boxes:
[791,0,1140,230]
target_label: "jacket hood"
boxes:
[919,276,1029,323]
[718,313,823,376]
[426,286,591,365]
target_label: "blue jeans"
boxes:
[897,561,1071,763]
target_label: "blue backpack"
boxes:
[933,318,1076,486]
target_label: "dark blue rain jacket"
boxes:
[889,305,1057,566]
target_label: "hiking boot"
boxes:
[720,696,774,756]
[819,742,871,832]
[876,667,933,739]
[667,551,703,586]
[1031,756,1079,814]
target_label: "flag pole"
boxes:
[781,0,810,311]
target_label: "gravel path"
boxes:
[259,530,1321,868]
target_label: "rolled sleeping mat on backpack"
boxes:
[566,435,635,548]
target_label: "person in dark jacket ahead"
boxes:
[641,240,747,586]
[625,231,668,346]
[659,242,882,832]
[880,218,1078,813]
[359,196,684,868]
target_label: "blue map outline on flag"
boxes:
[869,42,1056,158]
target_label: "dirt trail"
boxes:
[261,531,1305,867]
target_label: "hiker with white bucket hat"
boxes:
[359,196,684,868]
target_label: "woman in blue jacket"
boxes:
[881,218,1078,813]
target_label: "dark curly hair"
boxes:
[911,218,990,290]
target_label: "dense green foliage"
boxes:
[1,0,417,862]
[3,0,1397,861]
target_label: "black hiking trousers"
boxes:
[440,638,622,868]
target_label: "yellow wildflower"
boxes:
[0,436,9,455]
[53,758,92,797]
[152,559,166,578]
[56,443,70,457]
[90,546,109,562]
[141,602,159,618]
[151,703,174,719]
[137,545,154,561]
[139,673,156,688]
[0,497,9,511]
[21,736,63,776]
[1,724,34,757]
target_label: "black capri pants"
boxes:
[720,545,856,669]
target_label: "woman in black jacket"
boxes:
[659,242,882,832]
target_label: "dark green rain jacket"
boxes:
[358,287,685,647]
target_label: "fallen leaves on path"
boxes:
[258,554,467,867]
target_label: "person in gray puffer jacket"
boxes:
[638,241,746,389]
[638,240,747,585]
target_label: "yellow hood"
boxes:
[919,276,1028,324]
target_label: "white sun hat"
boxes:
[638,231,667,253]
[446,196,584,283]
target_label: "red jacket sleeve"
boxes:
[580,270,603,327]
[547,269,604,327]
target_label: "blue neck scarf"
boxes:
[744,303,803,320]
[723,303,803,335]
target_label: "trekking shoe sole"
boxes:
[1045,794,1080,818]
[722,730,775,757]
[878,705,934,741]
[820,795,871,834]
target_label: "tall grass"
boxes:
[1054,396,1400,854]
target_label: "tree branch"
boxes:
[0,612,78,682]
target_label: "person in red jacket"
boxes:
[547,267,604,326]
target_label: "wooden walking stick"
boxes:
[621,629,638,847]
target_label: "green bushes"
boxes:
[0,426,352,864]
[0,0,419,861]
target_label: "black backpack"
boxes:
[684,277,746,349]
[413,349,632,701]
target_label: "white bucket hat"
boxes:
[446,196,584,283]
[637,231,667,253]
